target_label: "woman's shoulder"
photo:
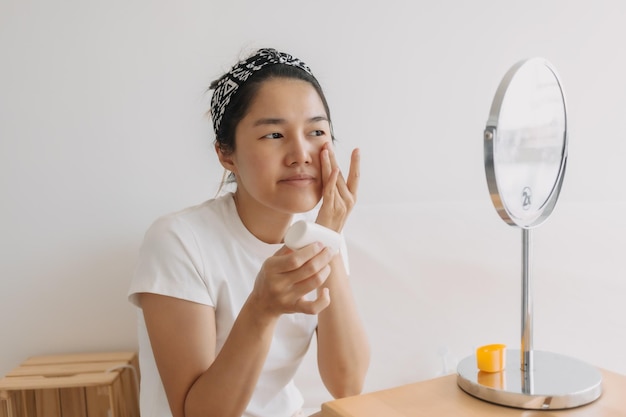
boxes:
[145,193,234,240]
[156,193,232,224]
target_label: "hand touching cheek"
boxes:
[316,143,360,232]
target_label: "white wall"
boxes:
[1,0,625,406]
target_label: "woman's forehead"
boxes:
[245,78,327,119]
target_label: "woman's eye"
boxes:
[311,130,325,137]
[263,132,283,139]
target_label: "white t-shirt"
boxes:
[128,193,347,417]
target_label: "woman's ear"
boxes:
[215,143,237,174]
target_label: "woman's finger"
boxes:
[327,144,347,186]
[323,167,340,204]
[295,288,330,315]
[274,242,324,273]
[292,264,331,296]
[329,148,359,207]
[346,148,360,196]
[321,145,351,204]
[320,147,333,185]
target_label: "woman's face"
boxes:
[225,77,332,216]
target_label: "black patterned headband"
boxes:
[210,48,314,137]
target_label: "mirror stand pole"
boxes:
[521,228,533,391]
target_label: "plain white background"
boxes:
[1,0,625,408]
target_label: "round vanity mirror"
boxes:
[484,57,567,228]
[457,58,602,410]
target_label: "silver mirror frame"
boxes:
[484,57,568,229]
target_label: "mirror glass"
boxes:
[484,58,567,228]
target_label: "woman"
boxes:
[129,47,369,417]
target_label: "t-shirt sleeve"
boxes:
[128,214,214,308]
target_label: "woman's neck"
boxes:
[232,191,293,244]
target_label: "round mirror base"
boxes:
[457,350,602,410]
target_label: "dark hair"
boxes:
[209,63,335,156]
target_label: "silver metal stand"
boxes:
[456,229,603,409]
[457,349,602,409]
[521,228,532,377]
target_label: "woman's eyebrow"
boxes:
[308,115,329,123]
[253,117,285,127]
[252,115,328,127]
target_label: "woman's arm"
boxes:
[140,293,276,417]
[139,242,335,417]
[316,255,370,397]
[315,145,370,398]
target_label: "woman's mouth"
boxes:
[279,174,316,187]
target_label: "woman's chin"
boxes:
[284,196,321,214]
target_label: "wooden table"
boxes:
[321,369,626,417]
[0,352,139,417]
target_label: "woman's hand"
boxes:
[250,243,334,317]
[316,143,360,232]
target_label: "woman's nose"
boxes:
[286,135,313,166]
